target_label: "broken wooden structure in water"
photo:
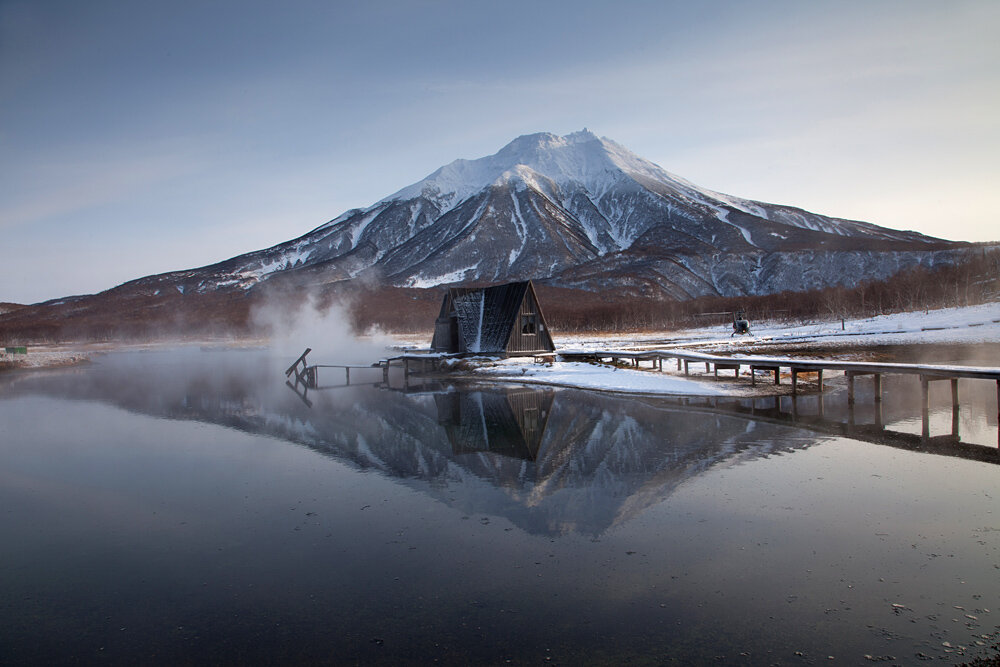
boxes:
[284,347,446,405]
[560,348,1000,445]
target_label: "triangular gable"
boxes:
[521,281,555,353]
[431,280,554,356]
[451,282,529,354]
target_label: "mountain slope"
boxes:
[167,128,958,299]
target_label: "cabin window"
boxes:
[521,314,537,335]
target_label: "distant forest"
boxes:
[2,247,998,344]
[355,245,1000,334]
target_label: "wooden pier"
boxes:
[285,348,445,396]
[559,348,1000,445]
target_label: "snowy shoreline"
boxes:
[4,303,999,400]
[437,302,1000,398]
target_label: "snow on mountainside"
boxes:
[71,130,972,304]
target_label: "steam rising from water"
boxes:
[251,292,394,366]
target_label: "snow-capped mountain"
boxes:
[119,128,963,301]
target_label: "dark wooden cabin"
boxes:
[431,280,555,357]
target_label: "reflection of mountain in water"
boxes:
[1,350,818,536]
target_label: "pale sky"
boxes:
[1,0,997,304]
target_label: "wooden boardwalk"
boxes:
[285,346,999,446]
[560,348,1000,445]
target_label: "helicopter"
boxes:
[696,310,751,337]
[731,310,750,336]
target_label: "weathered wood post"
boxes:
[873,374,882,402]
[920,375,930,439]
[847,371,855,405]
[817,369,824,392]
[951,378,959,438]
[676,358,681,371]
[791,368,798,395]
[684,360,689,376]
[346,367,351,385]
[773,368,780,386]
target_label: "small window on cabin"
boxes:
[521,314,536,335]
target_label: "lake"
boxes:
[1,347,998,664]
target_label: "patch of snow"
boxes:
[405,265,479,288]
[468,358,730,397]
[307,208,356,235]
[551,302,1000,352]
[508,188,528,265]
[351,207,386,247]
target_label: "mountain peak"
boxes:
[384,129,655,213]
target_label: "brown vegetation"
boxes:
[1,247,997,344]
[539,245,1000,332]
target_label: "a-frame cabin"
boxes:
[431,280,555,357]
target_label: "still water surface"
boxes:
[1,348,998,664]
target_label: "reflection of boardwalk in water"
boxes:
[664,390,1000,465]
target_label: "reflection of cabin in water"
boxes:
[431,280,555,356]
[434,387,554,461]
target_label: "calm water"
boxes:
[1,348,998,665]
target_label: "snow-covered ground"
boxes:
[454,355,735,397]
[433,302,1000,398]
[555,302,1000,352]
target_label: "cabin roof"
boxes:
[446,281,531,354]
